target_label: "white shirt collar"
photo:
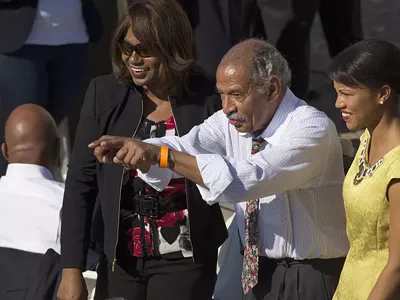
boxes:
[5,163,53,180]
[239,88,301,145]
[258,88,299,144]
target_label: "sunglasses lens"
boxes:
[136,48,150,57]
[120,41,151,58]
[119,43,132,56]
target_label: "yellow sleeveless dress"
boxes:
[333,130,400,300]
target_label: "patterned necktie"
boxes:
[242,137,265,294]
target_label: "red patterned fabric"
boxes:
[123,116,190,257]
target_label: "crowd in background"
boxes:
[1,0,400,300]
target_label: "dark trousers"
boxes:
[245,0,363,98]
[0,247,43,300]
[96,254,217,300]
[0,43,88,175]
[244,256,345,300]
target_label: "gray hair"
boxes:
[249,39,292,91]
[221,39,292,92]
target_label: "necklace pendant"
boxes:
[353,137,384,185]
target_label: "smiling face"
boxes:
[121,28,162,88]
[216,64,278,133]
[334,81,390,131]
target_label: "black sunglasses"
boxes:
[119,40,152,58]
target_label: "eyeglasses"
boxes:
[119,40,152,58]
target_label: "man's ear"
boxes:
[268,76,282,102]
[1,143,8,161]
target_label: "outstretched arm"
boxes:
[88,111,227,190]
[89,111,333,205]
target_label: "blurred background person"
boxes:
[0,0,103,177]
[58,1,226,300]
[242,0,363,100]
[330,39,400,300]
[176,0,245,79]
[0,104,62,300]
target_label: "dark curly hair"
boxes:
[110,0,197,94]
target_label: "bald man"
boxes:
[90,39,348,299]
[2,104,60,170]
[0,104,63,300]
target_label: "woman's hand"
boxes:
[88,136,161,172]
[57,268,88,300]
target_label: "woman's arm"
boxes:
[368,179,400,300]
[61,79,99,270]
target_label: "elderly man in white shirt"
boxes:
[0,104,63,300]
[89,39,349,300]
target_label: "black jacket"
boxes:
[0,247,42,299]
[61,74,228,270]
[25,249,61,300]
[0,247,60,300]
[0,0,103,53]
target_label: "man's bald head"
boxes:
[2,104,59,172]
[218,39,292,92]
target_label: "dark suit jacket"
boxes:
[177,0,245,78]
[25,249,61,300]
[0,247,43,300]
[0,247,61,300]
[0,0,103,53]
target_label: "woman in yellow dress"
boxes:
[330,39,400,300]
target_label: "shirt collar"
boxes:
[5,163,53,180]
[238,89,302,143]
[239,88,301,144]
[256,88,300,144]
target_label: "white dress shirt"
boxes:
[139,89,349,259]
[0,164,64,254]
[25,0,89,45]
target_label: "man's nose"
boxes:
[222,95,236,115]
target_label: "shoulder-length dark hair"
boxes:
[110,0,197,94]
[328,39,400,94]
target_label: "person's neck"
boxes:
[142,85,170,104]
[368,111,400,150]
[8,152,55,174]
[251,95,284,137]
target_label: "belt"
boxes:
[125,193,187,219]
[120,193,187,258]
[259,256,346,268]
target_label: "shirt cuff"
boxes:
[195,154,233,204]
[137,165,173,192]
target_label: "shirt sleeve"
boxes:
[386,157,400,184]
[196,115,333,204]
[138,111,227,191]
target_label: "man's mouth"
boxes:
[229,119,244,126]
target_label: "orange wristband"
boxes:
[159,146,169,168]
